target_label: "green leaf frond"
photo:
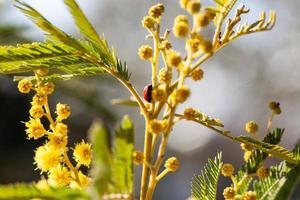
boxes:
[0,183,91,200]
[111,115,134,195]
[191,152,223,200]
[235,171,252,195]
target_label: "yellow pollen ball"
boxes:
[241,143,253,151]
[36,69,49,76]
[73,140,92,167]
[159,69,172,84]
[48,165,71,187]
[243,191,257,200]
[187,1,201,14]
[175,15,189,24]
[142,16,156,30]
[221,163,234,177]
[18,79,32,94]
[184,107,198,120]
[245,121,259,134]
[148,3,165,18]
[40,83,55,95]
[152,87,166,102]
[54,123,68,135]
[191,68,204,81]
[149,119,165,134]
[244,151,252,162]
[56,103,71,120]
[25,118,47,140]
[195,10,215,27]
[133,151,144,165]
[199,40,213,53]
[32,93,48,106]
[180,0,190,9]
[138,45,153,60]
[34,145,61,172]
[29,105,44,119]
[223,187,235,200]
[256,166,270,179]
[173,21,189,38]
[166,51,182,67]
[175,86,190,103]
[48,133,68,149]
[165,157,179,172]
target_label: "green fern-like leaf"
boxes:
[235,171,252,195]
[0,183,91,200]
[191,152,223,200]
[111,115,134,194]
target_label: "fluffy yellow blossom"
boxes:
[29,105,44,119]
[48,165,71,187]
[241,143,253,151]
[18,79,32,94]
[269,101,281,114]
[245,121,259,134]
[54,123,68,135]
[256,166,270,179]
[160,40,172,50]
[184,107,198,120]
[187,1,201,14]
[36,69,49,76]
[32,93,48,106]
[70,171,91,189]
[34,145,62,172]
[159,69,172,84]
[138,45,153,60]
[199,40,213,53]
[173,21,189,38]
[223,187,235,200]
[142,16,156,30]
[133,151,144,165]
[175,85,190,103]
[48,134,68,149]
[244,151,252,162]
[165,157,179,172]
[40,83,55,95]
[25,118,47,140]
[175,15,189,24]
[166,50,182,67]
[152,86,166,102]
[179,0,190,9]
[73,140,92,167]
[221,163,234,177]
[56,103,71,120]
[191,68,204,81]
[243,191,256,200]
[195,10,215,27]
[148,3,165,18]
[149,119,165,134]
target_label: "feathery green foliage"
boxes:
[111,115,134,194]
[0,183,90,200]
[191,153,222,200]
[235,171,252,195]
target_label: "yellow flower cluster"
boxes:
[17,70,92,188]
[149,119,166,134]
[245,120,259,134]
[133,151,144,165]
[269,101,281,115]
[221,163,234,177]
[165,157,179,172]
[223,187,235,200]
[256,166,270,179]
[243,191,257,200]
[183,107,199,120]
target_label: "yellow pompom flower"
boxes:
[179,0,190,9]
[48,165,71,187]
[199,40,213,53]
[243,191,257,200]
[34,145,62,172]
[32,93,48,106]
[40,83,55,95]
[152,86,166,102]
[175,15,189,24]
[25,118,47,140]
[56,103,71,120]
[245,120,259,134]
[195,10,215,27]
[221,163,234,177]
[184,107,198,120]
[175,85,190,103]
[70,171,91,189]
[142,16,156,30]
[187,1,201,14]
[256,166,270,179]
[54,123,68,135]
[223,187,235,200]
[29,105,44,119]
[166,50,182,67]
[138,45,153,60]
[173,21,189,38]
[149,119,165,134]
[36,69,49,76]
[48,134,68,149]
[241,143,253,151]
[244,151,252,162]
[18,79,32,94]
[159,69,172,84]
[165,157,179,172]
[191,68,204,81]
[148,3,165,18]
[269,101,281,114]
[73,140,92,167]
[133,151,144,165]
[160,40,172,50]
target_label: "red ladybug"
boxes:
[143,84,152,102]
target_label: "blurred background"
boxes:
[0,0,299,199]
